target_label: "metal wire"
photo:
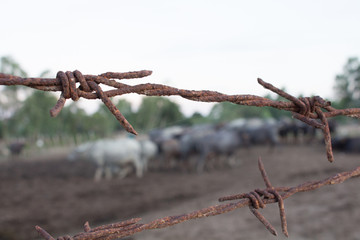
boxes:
[1,70,360,238]
[2,70,360,162]
[34,158,360,239]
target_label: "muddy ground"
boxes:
[0,144,359,240]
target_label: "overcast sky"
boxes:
[1,0,359,116]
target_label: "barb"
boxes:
[36,158,360,239]
[220,158,288,237]
[1,70,360,161]
[2,69,360,238]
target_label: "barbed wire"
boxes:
[1,70,360,238]
[34,157,360,239]
[2,70,360,162]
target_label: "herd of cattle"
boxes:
[66,117,360,181]
[4,117,358,181]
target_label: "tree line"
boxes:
[0,56,359,141]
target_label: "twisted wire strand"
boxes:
[35,158,360,240]
[2,70,360,162]
[1,70,360,238]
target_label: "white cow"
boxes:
[68,137,152,181]
[139,139,158,171]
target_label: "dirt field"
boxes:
[0,144,359,240]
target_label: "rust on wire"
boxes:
[1,70,360,161]
[34,158,360,239]
[1,70,360,239]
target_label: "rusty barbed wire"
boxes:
[34,157,360,239]
[1,70,360,238]
[2,70,360,162]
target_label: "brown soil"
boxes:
[0,144,359,240]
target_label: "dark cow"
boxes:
[195,125,244,172]
[8,141,26,156]
[277,117,333,144]
[332,136,360,153]
[178,124,216,172]
[149,126,185,170]
[239,118,279,148]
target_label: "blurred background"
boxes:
[1,1,360,240]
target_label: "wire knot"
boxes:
[296,96,331,118]
[246,191,266,209]
[56,70,92,101]
[297,96,326,117]
[293,96,334,162]
[219,188,287,237]
[257,79,334,162]
[218,158,289,237]
[50,70,147,135]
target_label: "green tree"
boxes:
[0,56,28,77]
[208,102,264,122]
[114,99,136,131]
[334,57,360,108]
[134,97,184,131]
[88,98,135,136]
[7,91,59,137]
[0,56,29,119]
[59,102,91,134]
[0,57,59,138]
[207,90,292,122]
[183,112,210,125]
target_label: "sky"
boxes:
[1,0,360,116]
